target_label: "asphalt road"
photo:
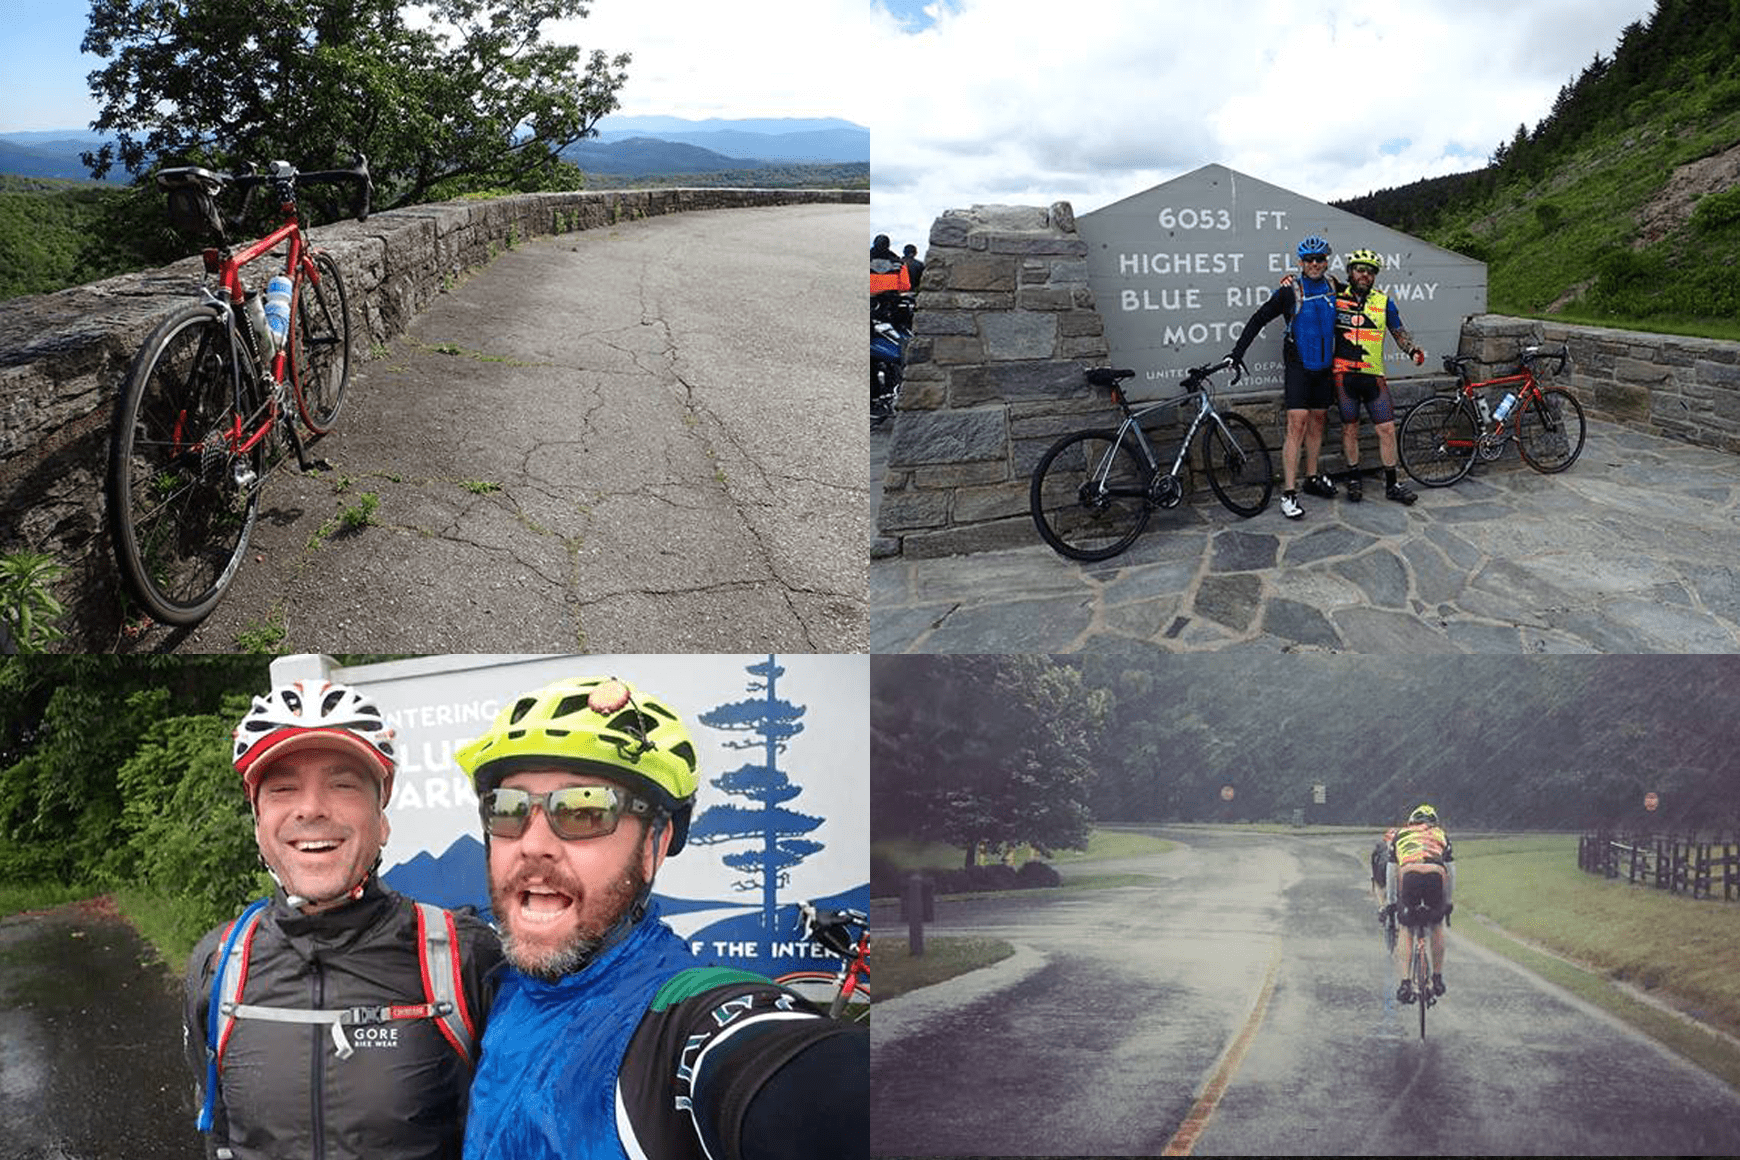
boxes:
[870,828,1740,1156]
[146,201,868,653]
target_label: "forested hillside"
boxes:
[873,656,1740,858]
[1334,0,1740,336]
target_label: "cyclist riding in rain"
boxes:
[1386,804,1455,1004]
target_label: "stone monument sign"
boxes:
[1078,164,1486,399]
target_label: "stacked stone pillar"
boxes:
[874,203,1115,558]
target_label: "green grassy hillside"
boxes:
[1336,0,1740,341]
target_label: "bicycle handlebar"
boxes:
[1520,343,1569,376]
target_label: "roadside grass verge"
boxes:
[1455,835,1740,1090]
[0,881,102,917]
[875,828,1180,874]
[878,935,1015,1003]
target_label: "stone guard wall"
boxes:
[876,202,1740,560]
[0,187,864,646]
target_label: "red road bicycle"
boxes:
[776,901,869,1021]
[1398,344,1586,488]
[106,157,371,625]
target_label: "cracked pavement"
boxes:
[159,202,868,652]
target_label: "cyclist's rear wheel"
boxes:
[107,304,263,625]
[1030,429,1151,561]
[1399,396,1478,487]
[1200,411,1274,516]
[290,250,350,433]
[1516,387,1586,473]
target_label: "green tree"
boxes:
[80,0,631,208]
[872,656,1107,866]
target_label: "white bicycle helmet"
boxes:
[233,680,397,804]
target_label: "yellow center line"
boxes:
[1161,936,1284,1156]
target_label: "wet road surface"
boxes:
[869,828,1740,1156]
[0,898,199,1160]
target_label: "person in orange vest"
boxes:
[871,234,910,297]
[1332,249,1426,505]
[1385,804,1455,1004]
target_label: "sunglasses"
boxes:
[480,785,651,841]
[1350,264,1377,274]
[1301,255,1328,263]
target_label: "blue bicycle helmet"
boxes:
[1297,235,1332,259]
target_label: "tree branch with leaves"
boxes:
[81,0,630,210]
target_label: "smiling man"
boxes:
[183,680,503,1160]
[456,675,867,1160]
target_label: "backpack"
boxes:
[195,897,476,1136]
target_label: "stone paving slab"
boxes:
[871,418,1740,654]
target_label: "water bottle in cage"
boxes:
[263,275,293,348]
[1493,392,1519,423]
[1475,395,1491,426]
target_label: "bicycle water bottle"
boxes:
[263,276,293,349]
[1493,392,1519,423]
[1475,395,1491,426]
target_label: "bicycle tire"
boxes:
[1200,411,1274,516]
[1516,386,1586,474]
[1415,937,1430,1040]
[290,249,350,433]
[1398,395,1478,487]
[107,303,263,625]
[1029,428,1152,561]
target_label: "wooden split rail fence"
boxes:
[1578,831,1740,901]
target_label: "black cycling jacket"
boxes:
[183,878,503,1160]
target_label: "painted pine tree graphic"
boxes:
[688,655,824,959]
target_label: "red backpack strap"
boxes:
[414,901,475,1066]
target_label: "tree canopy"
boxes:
[81,0,630,209]
[872,656,1108,866]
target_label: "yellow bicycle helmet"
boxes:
[1409,803,1438,824]
[1347,248,1383,272]
[456,676,700,852]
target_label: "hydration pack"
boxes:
[195,897,476,1138]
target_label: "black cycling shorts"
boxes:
[1397,865,1446,927]
[1335,372,1395,425]
[1283,355,1335,411]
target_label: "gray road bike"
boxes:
[1030,358,1274,561]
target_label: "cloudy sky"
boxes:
[869,0,1659,250]
[0,0,874,132]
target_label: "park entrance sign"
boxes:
[1078,164,1486,400]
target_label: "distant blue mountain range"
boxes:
[0,116,868,181]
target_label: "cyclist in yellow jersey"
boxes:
[1386,804,1455,1003]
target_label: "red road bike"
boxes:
[1398,344,1586,488]
[776,901,869,1021]
[106,157,371,625]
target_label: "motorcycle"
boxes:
[871,293,913,424]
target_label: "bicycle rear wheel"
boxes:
[1200,411,1274,516]
[290,249,350,433]
[1399,395,1478,487]
[107,303,263,625]
[1029,429,1151,561]
[1516,386,1586,474]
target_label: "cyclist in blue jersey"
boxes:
[1228,235,1342,519]
[456,675,866,1160]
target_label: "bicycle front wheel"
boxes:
[1415,939,1431,1040]
[1399,395,1478,487]
[107,304,263,625]
[1516,387,1586,474]
[290,249,350,433]
[1029,429,1151,561]
[1200,411,1274,516]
